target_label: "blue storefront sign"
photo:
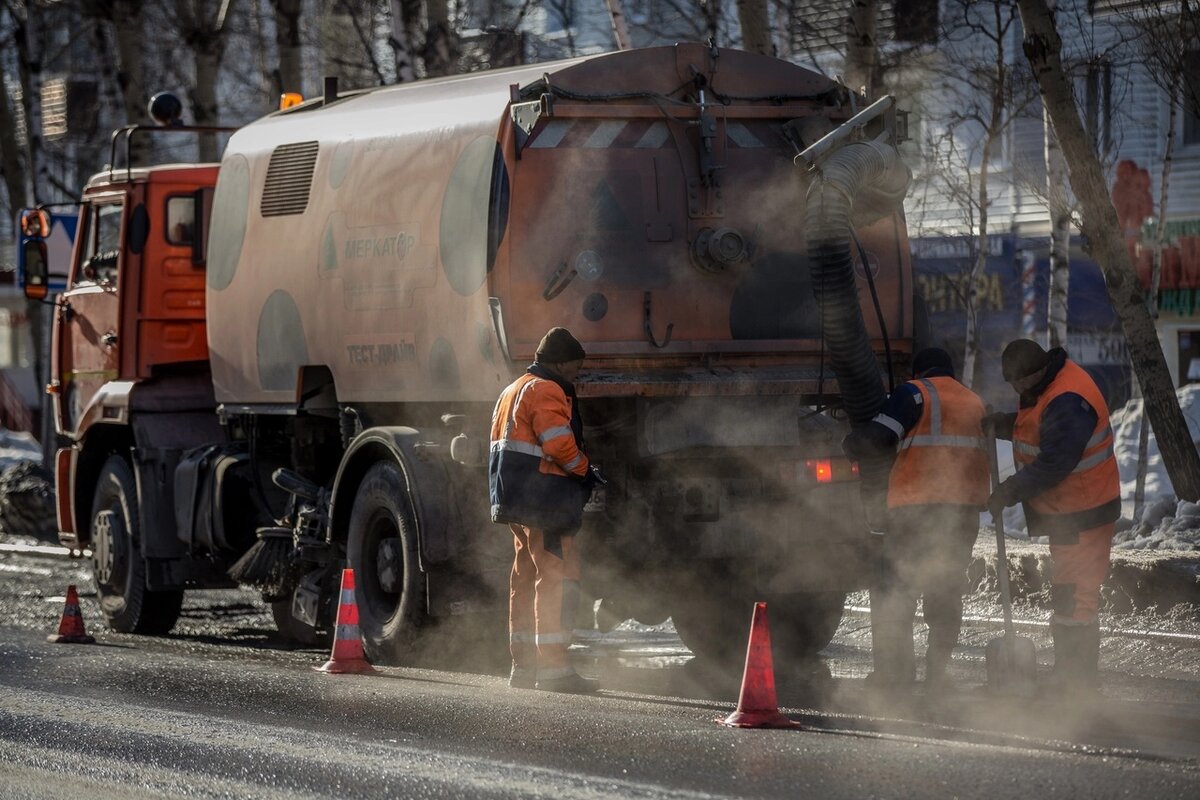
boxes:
[911,233,1129,411]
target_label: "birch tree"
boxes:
[736,0,771,55]
[843,0,880,97]
[270,0,304,96]
[1017,0,1200,501]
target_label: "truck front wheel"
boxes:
[90,455,183,634]
[346,461,428,665]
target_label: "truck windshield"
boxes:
[78,202,123,285]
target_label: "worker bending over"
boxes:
[986,339,1118,693]
[844,348,989,690]
[490,327,601,694]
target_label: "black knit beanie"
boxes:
[535,327,586,364]
[912,347,955,378]
[1001,339,1050,381]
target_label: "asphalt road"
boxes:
[2,546,1200,799]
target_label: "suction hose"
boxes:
[804,138,910,427]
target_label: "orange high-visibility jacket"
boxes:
[1013,359,1119,525]
[489,370,589,534]
[887,377,990,508]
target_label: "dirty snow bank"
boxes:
[1109,385,1200,551]
[0,431,55,543]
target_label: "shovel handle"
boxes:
[986,425,1017,636]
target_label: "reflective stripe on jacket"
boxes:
[489,370,589,534]
[887,376,989,508]
[1013,359,1119,530]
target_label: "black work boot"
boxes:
[509,664,537,689]
[1045,622,1101,698]
[866,623,916,690]
[923,634,958,693]
[537,671,600,694]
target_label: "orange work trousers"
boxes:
[1048,522,1113,625]
[509,525,581,681]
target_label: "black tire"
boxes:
[768,591,847,659]
[669,563,845,667]
[270,597,328,647]
[90,455,183,634]
[346,461,427,665]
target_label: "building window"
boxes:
[893,0,938,44]
[1184,50,1200,146]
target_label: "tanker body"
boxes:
[49,44,914,665]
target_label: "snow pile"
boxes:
[0,431,54,543]
[1109,384,1200,551]
[0,430,41,469]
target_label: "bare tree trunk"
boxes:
[422,0,458,77]
[110,0,149,165]
[1134,4,1186,521]
[736,0,771,55]
[175,0,227,162]
[604,0,631,50]
[389,0,417,82]
[844,0,880,98]
[962,2,1008,390]
[14,0,44,203]
[271,0,305,96]
[1018,0,1200,501]
[0,66,26,212]
[1046,106,1070,348]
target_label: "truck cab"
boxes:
[47,163,222,633]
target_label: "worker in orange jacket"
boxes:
[986,340,1119,693]
[490,327,601,694]
[843,348,990,690]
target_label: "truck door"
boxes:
[54,196,125,434]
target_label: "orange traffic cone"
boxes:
[718,602,801,729]
[48,584,95,644]
[315,568,377,675]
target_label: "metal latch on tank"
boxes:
[643,292,673,349]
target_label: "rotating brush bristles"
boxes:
[227,526,295,599]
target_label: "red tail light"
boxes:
[806,459,833,483]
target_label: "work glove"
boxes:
[582,464,607,489]
[981,411,1016,440]
[987,479,1020,520]
[841,432,869,461]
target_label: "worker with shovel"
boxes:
[986,339,1120,695]
[843,348,990,691]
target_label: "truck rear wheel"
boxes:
[90,455,183,634]
[669,564,845,668]
[346,461,428,665]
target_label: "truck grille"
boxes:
[260,141,319,217]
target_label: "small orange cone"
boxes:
[315,568,377,675]
[48,584,95,644]
[718,602,801,729]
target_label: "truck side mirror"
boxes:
[23,240,49,300]
[192,187,214,267]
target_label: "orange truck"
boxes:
[31,44,913,665]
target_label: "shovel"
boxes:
[984,429,1038,697]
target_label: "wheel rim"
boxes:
[91,507,127,593]
[358,509,402,621]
